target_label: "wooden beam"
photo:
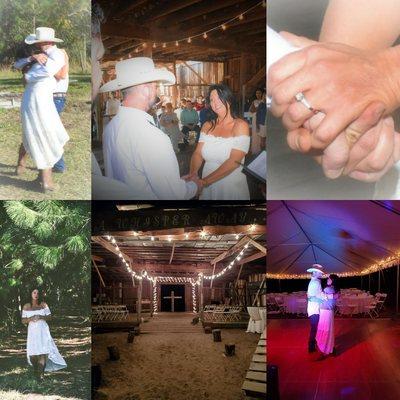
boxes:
[146,0,202,22]
[92,236,132,264]
[240,251,266,265]
[92,254,104,263]
[92,257,106,287]
[169,242,175,264]
[212,236,251,264]
[111,0,149,18]
[248,238,266,254]
[244,65,266,89]
[182,61,208,84]
[101,21,150,40]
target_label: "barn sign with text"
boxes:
[92,206,266,234]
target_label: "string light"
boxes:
[200,231,206,238]
[168,236,172,242]
[151,236,154,241]
[125,2,263,58]
[185,233,189,239]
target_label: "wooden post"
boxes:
[150,279,154,317]
[137,278,143,323]
[200,274,204,314]
[212,329,221,342]
[210,262,217,289]
[172,61,178,107]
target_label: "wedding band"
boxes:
[295,92,315,112]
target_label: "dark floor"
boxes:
[268,318,400,400]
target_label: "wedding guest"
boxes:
[181,100,200,144]
[160,102,181,153]
[175,98,186,130]
[100,57,202,199]
[256,91,267,149]
[104,91,120,125]
[249,89,263,153]
[187,84,250,200]
[195,95,205,111]
[199,101,213,128]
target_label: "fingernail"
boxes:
[325,168,344,179]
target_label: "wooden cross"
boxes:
[163,290,182,312]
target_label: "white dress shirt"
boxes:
[307,277,324,316]
[103,106,197,200]
[14,45,68,93]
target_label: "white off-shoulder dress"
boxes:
[21,61,69,170]
[22,306,67,371]
[199,133,250,200]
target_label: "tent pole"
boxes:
[378,271,381,293]
[396,265,399,316]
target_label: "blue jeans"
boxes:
[53,96,66,172]
[308,314,320,351]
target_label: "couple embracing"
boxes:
[307,264,339,359]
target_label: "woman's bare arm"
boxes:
[320,0,400,49]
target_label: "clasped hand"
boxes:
[267,32,400,181]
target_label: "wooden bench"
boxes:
[242,330,267,399]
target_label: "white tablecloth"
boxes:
[280,294,307,314]
[340,295,375,314]
[246,307,267,333]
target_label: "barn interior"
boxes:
[91,201,266,399]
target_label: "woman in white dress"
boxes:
[17,30,69,192]
[21,289,67,381]
[316,274,340,358]
[187,84,250,200]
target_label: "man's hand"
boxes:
[190,175,204,197]
[268,37,400,150]
[31,53,48,65]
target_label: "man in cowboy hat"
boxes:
[99,57,202,199]
[14,27,69,174]
[306,264,326,353]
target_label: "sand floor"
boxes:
[92,313,260,400]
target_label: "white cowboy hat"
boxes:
[25,27,63,45]
[99,57,176,93]
[306,264,325,274]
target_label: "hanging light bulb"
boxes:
[239,14,244,20]
[115,246,119,251]
[221,24,227,31]
[175,41,179,46]
[235,234,239,240]
[111,238,116,244]
[143,43,147,48]
[133,231,138,236]
[187,37,192,43]
[153,42,156,48]
[135,48,139,53]
[162,42,166,48]
[168,236,172,242]
[200,231,206,238]
[151,236,155,241]
[203,32,208,39]
[185,233,189,239]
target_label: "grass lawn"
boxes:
[0,70,91,200]
[0,315,91,400]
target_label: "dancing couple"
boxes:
[307,264,339,359]
[21,288,66,381]
[14,27,69,193]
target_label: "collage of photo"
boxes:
[0,1,399,400]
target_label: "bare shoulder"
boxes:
[23,303,30,311]
[40,302,48,308]
[233,118,250,136]
[201,121,212,133]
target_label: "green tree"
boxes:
[0,201,91,337]
[0,0,90,70]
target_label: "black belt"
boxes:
[53,93,67,98]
